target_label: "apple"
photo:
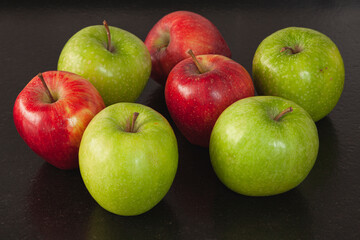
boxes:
[252,27,345,122]
[79,103,178,216]
[165,50,254,147]
[209,96,319,196]
[13,71,105,169]
[58,20,151,106]
[145,11,231,85]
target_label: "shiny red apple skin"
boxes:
[165,54,255,147]
[13,71,105,169]
[145,11,231,85]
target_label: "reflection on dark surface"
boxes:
[27,162,179,240]
[212,188,312,240]
[27,163,93,240]
[170,144,216,227]
[86,201,178,240]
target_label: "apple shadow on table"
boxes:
[26,163,94,240]
[211,186,313,240]
[27,162,179,240]
[85,200,179,240]
[303,116,339,188]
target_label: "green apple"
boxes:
[79,103,178,216]
[58,21,151,106]
[209,96,319,196]
[252,27,344,122]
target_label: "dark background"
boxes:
[1,0,359,239]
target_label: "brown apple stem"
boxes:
[103,20,112,52]
[187,49,206,74]
[280,46,301,54]
[37,73,55,103]
[126,112,140,133]
[274,107,293,121]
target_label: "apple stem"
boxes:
[103,20,112,52]
[37,73,55,103]
[126,112,140,133]
[187,49,206,74]
[274,107,293,121]
[280,46,301,54]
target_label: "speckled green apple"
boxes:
[209,96,319,196]
[79,103,178,216]
[58,21,151,106]
[253,27,344,122]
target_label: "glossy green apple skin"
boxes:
[58,25,151,106]
[253,27,344,122]
[209,96,319,196]
[79,103,178,216]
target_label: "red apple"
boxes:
[165,51,254,147]
[13,71,105,169]
[145,11,231,85]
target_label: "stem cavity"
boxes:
[187,49,206,74]
[38,73,55,103]
[274,107,293,121]
[125,112,140,133]
[280,45,302,54]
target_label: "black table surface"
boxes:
[1,1,359,239]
